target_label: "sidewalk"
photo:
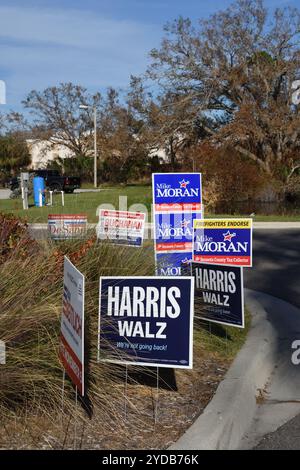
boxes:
[171,289,300,450]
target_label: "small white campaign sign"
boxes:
[60,256,85,395]
[98,276,194,369]
[97,210,145,247]
[48,214,87,240]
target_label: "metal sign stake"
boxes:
[61,369,65,428]
[154,367,159,425]
[74,386,78,450]
[124,364,128,421]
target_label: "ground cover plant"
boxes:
[0,213,249,449]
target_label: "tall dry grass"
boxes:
[0,217,155,445]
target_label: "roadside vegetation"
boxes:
[0,213,249,449]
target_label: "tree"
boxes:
[148,0,300,186]
[0,134,31,175]
[126,76,199,169]
[98,86,150,182]
[22,83,101,157]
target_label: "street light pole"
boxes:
[93,106,97,188]
[79,104,98,188]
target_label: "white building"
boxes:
[26,139,75,170]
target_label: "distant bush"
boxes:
[182,144,268,208]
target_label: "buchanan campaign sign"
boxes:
[98,276,194,368]
[192,263,244,328]
[97,210,145,247]
[48,214,87,240]
[60,257,85,395]
[152,173,202,213]
[193,218,252,267]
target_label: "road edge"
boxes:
[171,288,277,450]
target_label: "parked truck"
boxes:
[9,169,81,196]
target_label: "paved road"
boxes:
[244,229,300,449]
[0,189,11,199]
[245,229,300,309]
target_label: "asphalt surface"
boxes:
[244,229,300,450]
[0,189,11,199]
[245,229,300,309]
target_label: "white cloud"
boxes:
[0,6,156,49]
[0,5,160,109]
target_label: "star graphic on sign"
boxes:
[181,257,191,265]
[179,179,189,188]
[223,230,236,242]
[181,219,191,228]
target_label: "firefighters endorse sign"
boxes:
[98,276,194,368]
[192,263,244,328]
[60,257,85,395]
[193,218,252,267]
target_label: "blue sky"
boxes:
[0,0,297,113]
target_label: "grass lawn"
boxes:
[1,185,300,223]
[0,186,152,223]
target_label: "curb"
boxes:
[28,222,300,231]
[171,288,277,450]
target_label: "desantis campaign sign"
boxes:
[192,263,244,328]
[48,214,87,240]
[98,276,194,369]
[152,173,202,213]
[97,210,145,247]
[193,218,252,267]
[60,257,85,395]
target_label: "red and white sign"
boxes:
[97,210,145,247]
[48,214,87,240]
[60,257,85,395]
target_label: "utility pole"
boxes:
[79,104,98,188]
[93,106,97,188]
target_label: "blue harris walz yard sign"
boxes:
[98,276,194,368]
[192,262,244,328]
[152,173,202,213]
